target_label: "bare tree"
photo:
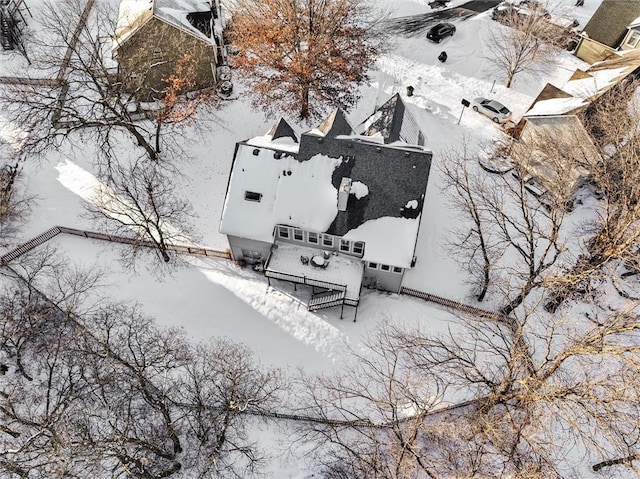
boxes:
[0,260,285,479]
[0,0,211,165]
[440,142,501,301]
[293,324,446,479]
[227,0,386,120]
[294,302,640,478]
[86,158,196,267]
[488,2,564,88]
[0,160,31,245]
[546,79,640,310]
[177,339,285,478]
[439,141,567,315]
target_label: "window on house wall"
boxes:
[294,229,304,241]
[278,226,289,239]
[624,30,640,49]
[368,262,378,269]
[380,264,391,272]
[393,266,403,274]
[352,241,364,255]
[244,191,262,202]
[322,235,333,247]
[308,232,318,244]
[340,239,350,252]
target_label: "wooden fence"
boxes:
[400,286,506,321]
[0,225,231,265]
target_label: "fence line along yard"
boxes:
[0,225,231,265]
[399,286,507,321]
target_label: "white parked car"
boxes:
[472,98,513,123]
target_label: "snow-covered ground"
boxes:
[0,0,612,476]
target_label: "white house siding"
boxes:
[227,235,272,264]
[273,225,364,258]
[363,262,404,293]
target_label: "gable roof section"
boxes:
[582,0,640,48]
[267,118,298,143]
[316,109,354,137]
[358,94,425,146]
[115,0,217,47]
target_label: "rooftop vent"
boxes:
[338,177,352,211]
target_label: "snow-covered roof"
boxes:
[219,145,340,243]
[561,67,628,98]
[343,217,420,268]
[514,115,598,198]
[115,0,218,46]
[524,97,588,116]
[221,111,433,267]
[246,134,300,153]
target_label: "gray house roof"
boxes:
[582,0,640,48]
[324,137,431,237]
[220,108,433,267]
[357,94,425,146]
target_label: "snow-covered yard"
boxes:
[3,0,629,476]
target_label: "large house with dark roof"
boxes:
[575,0,640,63]
[219,95,433,315]
[113,0,229,99]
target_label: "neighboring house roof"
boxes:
[357,93,425,146]
[524,49,640,117]
[220,108,433,268]
[582,0,640,48]
[525,97,588,116]
[115,0,218,47]
[513,115,599,198]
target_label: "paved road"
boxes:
[385,0,502,36]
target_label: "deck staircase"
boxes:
[0,0,30,56]
[308,289,346,312]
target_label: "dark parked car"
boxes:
[427,23,456,43]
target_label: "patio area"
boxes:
[265,242,364,302]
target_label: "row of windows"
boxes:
[277,226,364,255]
[368,262,403,274]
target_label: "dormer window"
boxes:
[623,30,640,49]
[244,191,262,202]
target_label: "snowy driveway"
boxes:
[385,0,502,36]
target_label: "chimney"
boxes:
[338,177,352,211]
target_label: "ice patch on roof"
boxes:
[343,216,420,268]
[350,181,369,199]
